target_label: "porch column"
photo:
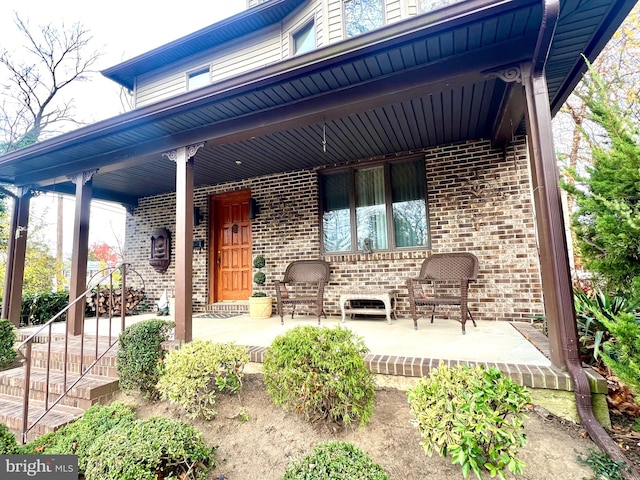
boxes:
[164,143,203,342]
[67,170,96,336]
[2,187,32,326]
[521,63,576,368]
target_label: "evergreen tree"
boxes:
[562,58,640,298]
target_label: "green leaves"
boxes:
[282,441,390,480]
[0,319,16,368]
[116,319,175,398]
[263,325,375,427]
[407,363,530,479]
[156,339,249,419]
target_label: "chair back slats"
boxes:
[284,260,330,283]
[419,252,478,281]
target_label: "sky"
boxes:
[0,0,247,258]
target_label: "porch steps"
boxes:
[0,339,120,442]
[205,301,249,315]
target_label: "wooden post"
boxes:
[3,187,32,326]
[164,143,203,342]
[67,170,96,336]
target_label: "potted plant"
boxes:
[249,256,273,318]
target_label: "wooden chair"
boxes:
[406,252,479,333]
[274,259,330,325]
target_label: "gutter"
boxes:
[533,1,639,477]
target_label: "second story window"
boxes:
[344,0,384,38]
[293,21,316,55]
[187,68,210,91]
[418,0,465,13]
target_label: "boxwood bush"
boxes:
[116,318,175,398]
[407,363,530,479]
[0,319,17,368]
[157,339,249,419]
[21,402,137,473]
[282,441,390,480]
[0,423,19,454]
[84,416,215,480]
[263,325,375,426]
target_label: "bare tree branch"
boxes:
[0,12,102,153]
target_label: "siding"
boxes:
[386,0,402,23]
[327,0,344,43]
[134,25,282,108]
[125,136,544,322]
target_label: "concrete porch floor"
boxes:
[18,311,605,395]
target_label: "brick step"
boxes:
[0,367,119,410]
[0,393,84,442]
[205,302,249,315]
[23,339,120,377]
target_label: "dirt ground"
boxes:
[112,369,640,480]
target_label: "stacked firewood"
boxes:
[85,288,146,316]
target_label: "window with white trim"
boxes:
[187,68,210,91]
[418,0,464,14]
[320,158,429,253]
[293,21,316,55]
[344,0,384,38]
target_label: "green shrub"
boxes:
[263,325,375,426]
[282,441,390,480]
[0,319,17,368]
[0,423,19,454]
[20,291,70,326]
[598,311,640,395]
[84,416,215,480]
[578,448,631,480]
[21,402,137,473]
[407,363,530,480]
[157,339,249,419]
[116,318,175,398]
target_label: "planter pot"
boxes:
[249,296,273,318]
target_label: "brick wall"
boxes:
[124,136,544,321]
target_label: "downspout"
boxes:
[532,0,639,476]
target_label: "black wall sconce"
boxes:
[248,198,259,220]
[193,240,205,251]
[194,206,205,226]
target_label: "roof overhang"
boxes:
[0,0,635,207]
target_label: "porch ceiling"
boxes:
[0,0,635,207]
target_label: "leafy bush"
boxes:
[0,319,17,368]
[407,363,530,480]
[0,423,19,454]
[598,311,640,395]
[157,339,249,419]
[84,416,215,480]
[22,402,137,473]
[20,291,70,326]
[578,449,631,480]
[574,289,640,365]
[263,325,375,426]
[282,441,390,480]
[116,318,175,398]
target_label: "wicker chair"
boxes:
[406,252,479,333]
[274,259,330,325]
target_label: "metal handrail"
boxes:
[17,263,144,443]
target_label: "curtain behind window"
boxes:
[356,167,388,249]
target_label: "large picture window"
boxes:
[321,159,429,253]
[344,0,384,38]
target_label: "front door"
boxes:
[210,190,252,301]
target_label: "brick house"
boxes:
[0,0,635,432]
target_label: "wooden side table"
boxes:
[340,289,398,324]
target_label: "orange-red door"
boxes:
[210,190,252,301]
